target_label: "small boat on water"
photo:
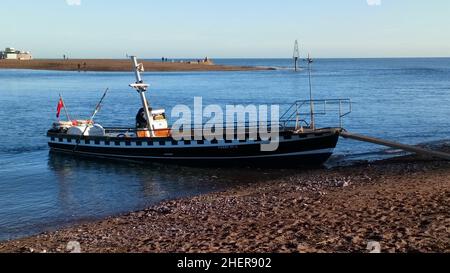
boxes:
[47,57,351,167]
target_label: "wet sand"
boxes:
[0,59,272,72]
[0,151,449,253]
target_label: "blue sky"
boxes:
[1,0,450,58]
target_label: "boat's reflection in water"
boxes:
[47,151,294,219]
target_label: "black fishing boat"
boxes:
[47,57,351,167]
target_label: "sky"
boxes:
[1,0,450,58]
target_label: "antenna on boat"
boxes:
[88,88,109,122]
[129,56,156,137]
[293,40,300,72]
[307,53,315,130]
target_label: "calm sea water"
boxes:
[0,58,449,241]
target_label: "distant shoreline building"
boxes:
[0,47,32,60]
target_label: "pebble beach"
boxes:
[1,149,448,253]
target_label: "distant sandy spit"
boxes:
[0,59,273,72]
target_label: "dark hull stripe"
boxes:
[47,129,340,166]
[50,149,334,168]
[50,148,333,160]
[49,134,337,156]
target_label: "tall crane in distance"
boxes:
[293,40,300,72]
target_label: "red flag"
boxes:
[56,98,64,118]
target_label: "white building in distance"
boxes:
[0,47,32,60]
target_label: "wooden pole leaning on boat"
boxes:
[340,130,450,161]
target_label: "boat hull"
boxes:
[47,129,340,168]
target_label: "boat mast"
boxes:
[293,40,300,72]
[129,56,155,137]
[307,53,315,130]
